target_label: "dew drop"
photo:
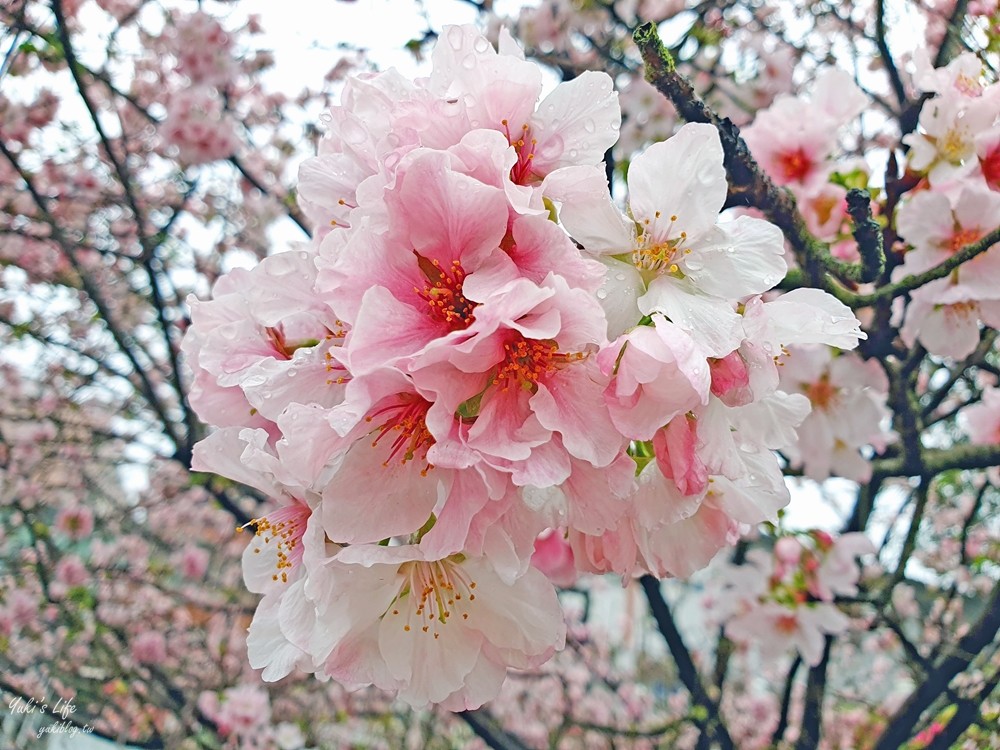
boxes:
[726,246,736,254]
[473,36,490,53]
[614,272,626,282]
[447,26,465,50]
[583,118,596,133]
[596,288,609,300]
[461,54,477,70]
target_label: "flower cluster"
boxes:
[160,86,239,166]
[778,346,891,482]
[158,10,240,164]
[895,53,1000,359]
[186,25,866,708]
[708,532,875,666]
[742,68,870,262]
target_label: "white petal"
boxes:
[640,279,744,358]
[542,166,634,253]
[531,71,621,173]
[683,216,787,298]
[628,123,726,240]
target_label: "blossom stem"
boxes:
[849,225,1000,306]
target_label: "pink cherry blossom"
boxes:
[531,529,578,588]
[309,544,565,709]
[960,385,1000,444]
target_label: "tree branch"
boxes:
[795,638,832,750]
[640,575,735,750]
[873,585,1000,750]
[456,709,530,750]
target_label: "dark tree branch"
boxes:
[924,664,1000,750]
[846,188,885,284]
[871,444,1000,481]
[874,0,908,110]
[849,225,1000,307]
[457,709,531,750]
[0,138,183,452]
[632,23,885,297]
[771,655,802,746]
[640,576,735,750]
[795,638,832,750]
[873,585,1000,750]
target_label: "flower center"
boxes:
[633,213,689,277]
[387,559,477,638]
[775,612,799,634]
[492,335,585,392]
[803,376,839,411]
[366,395,435,472]
[502,119,537,184]
[948,227,981,254]
[777,147,814,183]
[939,127,969,163]
[414,254,476,330]
[240,503,310,584]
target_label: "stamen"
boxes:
[413,254,476,329]
[491,336,586,392]
[366,395,435,469]
[502,120,538,184]
[240,503,310,583]
[386,559,479,637]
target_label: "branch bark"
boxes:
[640,575,735,750]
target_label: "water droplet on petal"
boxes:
[596,288,609,300]
[461,54,476,70]
[583,118,596,133]
[614,272,626,282]
[726,246,736,254]
[684,257,704,272]
[473,36,490,53]
[447,26,465,50]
